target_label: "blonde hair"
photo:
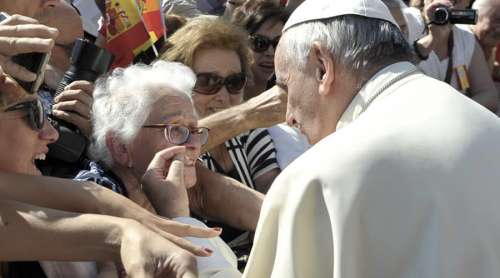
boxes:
[161,16,253,79]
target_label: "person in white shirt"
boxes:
[240,0,500,277]
[414,0,498,112]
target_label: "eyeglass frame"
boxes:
[142,123,210,146]
[249,34,281,53]
[4,98,46,130]
[193,72,247,95]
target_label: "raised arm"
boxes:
[190,164,264,231]
[199,86,286,152]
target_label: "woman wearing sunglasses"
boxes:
[231,1,289,100]
[0,75,59,176]
[162,16,280,263]
[231,2,310,170]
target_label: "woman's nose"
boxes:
[39,120,60,143]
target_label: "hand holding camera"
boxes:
[0,14,58,87]
[52,80,94,138]
[424,0,477,36]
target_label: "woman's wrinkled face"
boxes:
[251,18,284,83]
[192,48,244,118]
[129,92,201,188]
[0,96,59,176]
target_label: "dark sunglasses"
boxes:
[194,72,247,95]
[250,34,281,53]
[142,124,210,146]
[5,99,46,130]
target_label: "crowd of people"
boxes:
[0,0,499,277]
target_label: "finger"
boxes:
[0,14,39,25]
[152,217,222,238]
[148,147,186,170]
[0,55,36,81]
[0,36,55,56]
[158,230,214,257]
[54,89,93,107]
[166,160,184,187]
[62,80,94,95]
[0,24,59,40]
[52,109,91,135]
[53,99,91,119]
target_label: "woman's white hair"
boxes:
[90,60,196,167]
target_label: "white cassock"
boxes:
[243,62,500,278]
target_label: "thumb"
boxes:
[166,157,184,187]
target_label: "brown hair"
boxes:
[164,13,188,38]
[160,16,253,78]
[231,0,289,35]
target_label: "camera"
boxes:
[432,6,478,25]
[0,12,50,94]
[55,38,113,95]
[49,39,113,164]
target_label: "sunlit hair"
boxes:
[282,15,415,89]
[160,16,253,78]
[90,60,196,167]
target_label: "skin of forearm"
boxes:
[0,172,152,221]
[0,199,124,262]
[193,165,264,231]
[0,172,100,214]
[199,103,252,153]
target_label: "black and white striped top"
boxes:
[200,128,280,189]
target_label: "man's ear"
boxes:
[105,133,132,168]
[310,41,335,97]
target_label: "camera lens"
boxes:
[433,7,450,25]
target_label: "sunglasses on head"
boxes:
[194,72,247,95]
[4,99,46,130]
[142,124,209,146]
[250,34,281,53]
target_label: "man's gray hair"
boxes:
[282,15,415,88]
[90,60,196,167]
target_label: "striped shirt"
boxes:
[200,128,280,189]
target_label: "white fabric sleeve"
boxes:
[174,217,242,278]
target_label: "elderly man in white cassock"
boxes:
[237,0,500,277]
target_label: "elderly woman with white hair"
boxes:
[62,60,250,277]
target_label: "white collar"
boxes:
[336,62,418,131]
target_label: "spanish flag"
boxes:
[103,0,156,68]
[135,0,165,43]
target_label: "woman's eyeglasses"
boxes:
[194,72,247,95]
[4,99,46,130]
[250,34,281,53]
[142,124,210,146]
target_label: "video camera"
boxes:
[431,6,478,25]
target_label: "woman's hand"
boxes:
[119,220,200,278]
[0,15,58,82]
[52,80,94,138]
[141,146,190,218]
